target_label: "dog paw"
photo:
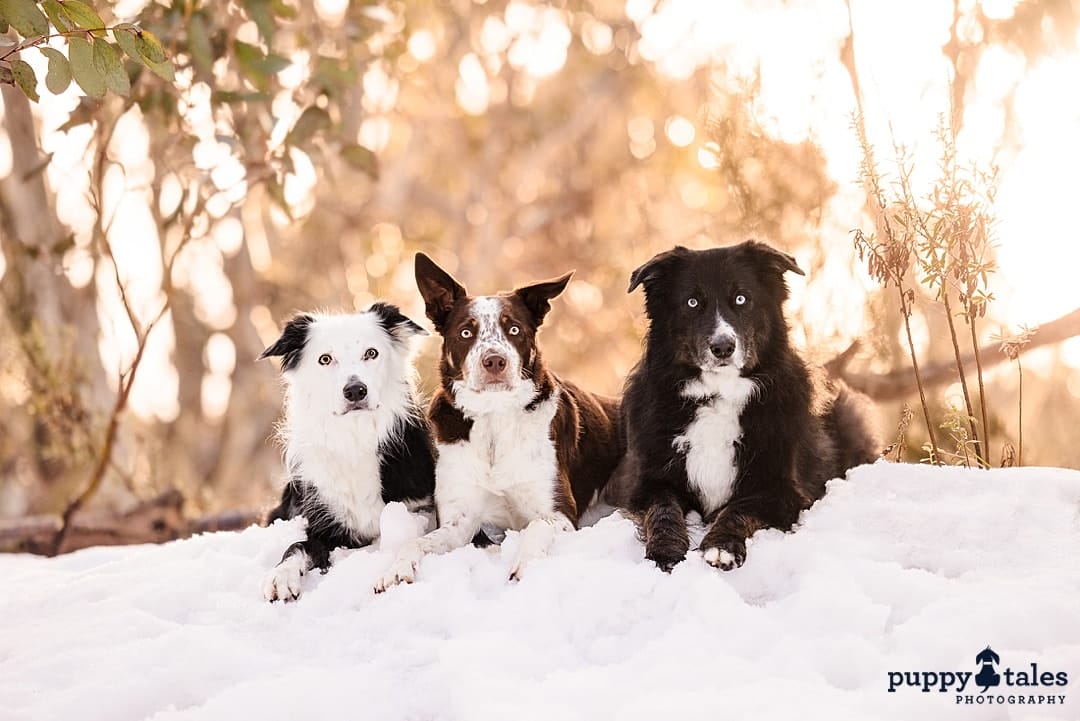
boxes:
[645,546,687,573]
[701,541,746,571]
[262,555,307,602]
[373,558,418,594]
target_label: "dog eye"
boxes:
[509,326,520,336]
[318,353,333,366]
[363,348,378,361]
[734,293,748,306]
[461,328,473,339]
[687,297,699,308]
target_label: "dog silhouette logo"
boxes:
[975,646,1001,692]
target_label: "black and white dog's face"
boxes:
[259,303,426,417]
[629,241,804,378]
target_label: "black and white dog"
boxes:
[259,303,436,601]
[373,253,622,592]
[622,241,879,572]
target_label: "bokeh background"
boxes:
[2,0,1079,550]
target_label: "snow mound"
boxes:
[3,462,1079,721]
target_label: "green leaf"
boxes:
[59,0,105,36]
[271,0,297,19]
[0,0,49,37]
[134,28,166,64]
[341,144,378,179]
[188,13,213,79]
[287,106,330,147]
[93,38,129,95]
[243,0,274,43]
[40,46,72,94]
[210,89,267,104]
[67,36,106,97]
[112,24,141,61]
[234,40,288,91]
[10,58,39,101]
[143,56,175,82]
[40,0,73,31]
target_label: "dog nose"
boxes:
[710,337,736,361]
[343,381,368,403]
[481,353,507,374]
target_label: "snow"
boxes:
[3,462,1080,721]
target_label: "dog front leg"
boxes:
[262,537,333,602]
[373,513,479,593]
[508,513,574,582]
[642,490,690,572]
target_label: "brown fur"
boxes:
[415,252,623,526]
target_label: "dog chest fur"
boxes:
[435,391,560,529]
[285,408,399,541]
[674,371,757,516]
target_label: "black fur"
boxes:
[260,306,435,601]
[266,409,436,573]
[622,240,879,572]
[258,313,313,372]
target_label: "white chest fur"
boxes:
[285,407,400,540]
[674,370,758,516]
[435,389,560,530]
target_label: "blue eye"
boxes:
[364,348,378,360]
[318,353,333,365]
[734,293,747,306]
[687,297,699,308]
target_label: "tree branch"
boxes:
[836,307,1080,401]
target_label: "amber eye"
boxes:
[509,326,520,336]
[364,348,378,361]
[461,328,473,339]
[318,353,333,366]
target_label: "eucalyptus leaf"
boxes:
[68,35,106,97]
[40,46,72,94]
[59,0,106,36]
[92,38,129,96]
[0,0,49,37]
[10,58,39,102]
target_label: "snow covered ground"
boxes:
[3,462,1079,721]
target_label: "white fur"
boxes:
[461,297,521,392]
[262,550,309,602]
[698,312,748,373]
[278,311,425,540]
[676,367,758,515]
[375,389,565,591]
[702,547,736,569]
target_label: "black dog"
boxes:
[622,241,878,572]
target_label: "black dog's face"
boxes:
[628,241,804,376]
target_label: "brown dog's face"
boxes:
[414,253,571,400]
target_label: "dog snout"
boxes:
[481,352,507,375]
[343,380,368,403]
[709,336,736,361]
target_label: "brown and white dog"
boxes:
[374,253,622,591]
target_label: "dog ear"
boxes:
[258,314,313,371]
[415,252,467,332]
[742,240,805,277]
[369,302,429,344]
[513,271,573,326]
[627,246,689,294]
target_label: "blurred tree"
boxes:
[1,0,1079,552]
